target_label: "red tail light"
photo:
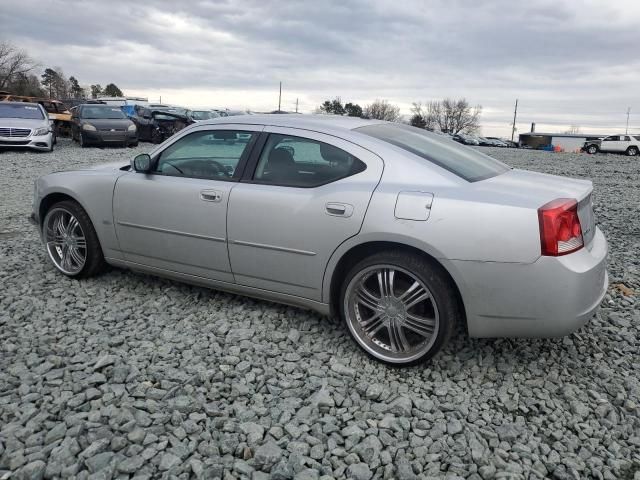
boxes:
[538,198,584,256]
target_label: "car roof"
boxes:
[198,114,386,132]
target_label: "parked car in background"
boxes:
[582,135,639,156]
[31,115,608,366]
[189,110,220,122]
[130,106,193,144]
[0,101,54,152]
[485,137,510,147]
[71,104,138,148]
[453,133,480,145]
[0,93,72,137]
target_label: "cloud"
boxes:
[2,0,639,135]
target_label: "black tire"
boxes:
[587,145,598,154]
[129,141,139,147]
[339,251,461,366]
[42,200,106,278]
[626,146,638,156]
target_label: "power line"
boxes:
[510,99,518,142]
[626,107,631,134]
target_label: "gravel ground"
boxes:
[1,139,638,480]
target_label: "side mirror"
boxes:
[132,153,152,173]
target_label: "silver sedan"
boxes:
[32,115,608,365]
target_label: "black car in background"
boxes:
[130,106,193,144]
[71,104,138,148]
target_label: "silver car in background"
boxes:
[31,115,608,365]
[0,101,54,152]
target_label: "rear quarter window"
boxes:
[356,124,510,182]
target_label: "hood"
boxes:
[0,117,47,129]
[470,168,592,209]
[81,118,133,130]
[85,161,130,171]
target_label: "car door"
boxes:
[227,127,384,300]
[620,135,632,152]
[600,135,619,152]
[113,125,263,282]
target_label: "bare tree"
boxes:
[564,125,581,134]
[410,102,438,130]
[0,42,37,90]
[437,98,481,134]
[364,99,400,122]
[411,98,481,134]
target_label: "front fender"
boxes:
[35,170,125,260]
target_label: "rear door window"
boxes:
[356,123,509,182]
[252,133,366,187]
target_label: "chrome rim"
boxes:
[344,264,439,363]
[628,148,637,156]
[43,208,87,275]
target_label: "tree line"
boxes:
[0,40,123,99]
[317,97,482,134]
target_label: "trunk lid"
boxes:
[473,168,597,246]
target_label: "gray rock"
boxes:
[85,452,115,473]
[254,442,283,468]
[240,422,265,445]
[19,460,46,480]
[159,452,181,471]
[346,463,373,480]
[118,455,144,473]
[354,435,383,463]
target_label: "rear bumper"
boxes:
[456,227,608,338]
[0,133,53,151]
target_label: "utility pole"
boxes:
[295,98,299,113]
[278,82,282,112]
[626,107,631,134]
[511,99,518,142]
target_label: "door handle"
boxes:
[325,202,353,217]
[200,190,222,202]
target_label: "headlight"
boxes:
[128,124,137,132]
[82,123,97,131]
[33,127,50,136]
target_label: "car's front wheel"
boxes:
[626,146,638,156]
[586,145,598,154]
[42,200,105,278]
[340,251,460,366]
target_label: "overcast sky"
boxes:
[3,0,640,136]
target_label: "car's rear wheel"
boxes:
[587,145,598,154]
[626,146,638,156]
[340,251,459,366]
[42,201,105,278]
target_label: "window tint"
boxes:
[604,136,619,141]
[624,136,631,141]
[155,130,256,180]
[356,124,509,182]
[253,134,366,187]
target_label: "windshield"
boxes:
[191,110,216,120]
[0,104,44,119]
[82,106,126,119]
[356,123,510,182]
